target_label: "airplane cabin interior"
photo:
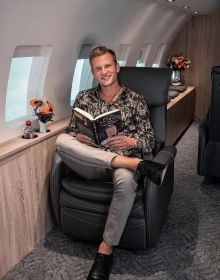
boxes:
[0,0,220,279]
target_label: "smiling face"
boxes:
[91,53,120,88]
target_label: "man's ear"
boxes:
[91,67,94,75]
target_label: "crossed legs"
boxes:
[56,134,138,247]
[56,133,166,279]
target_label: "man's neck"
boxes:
[98,82,123,104]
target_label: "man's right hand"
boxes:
[75,133,97,147]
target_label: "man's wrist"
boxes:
[134,138,142,150]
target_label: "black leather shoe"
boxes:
[137,160,167,185]
[87,252,113,280]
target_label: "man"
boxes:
[56,46,167,280]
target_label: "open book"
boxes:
[73,107,123,146]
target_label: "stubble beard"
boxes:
[100,75,118,88]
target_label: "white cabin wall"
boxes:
[126,7,189,66]
[0,0,190,144]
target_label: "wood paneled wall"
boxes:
[0,132,64,277]
[166,87,195,145]
[167,9,220,120]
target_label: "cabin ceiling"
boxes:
[152,0,220,15]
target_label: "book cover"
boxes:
[73,108,97,141]
[73,108,123,146]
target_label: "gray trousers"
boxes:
[56,133,138,246]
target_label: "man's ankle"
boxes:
[98,241,113,255]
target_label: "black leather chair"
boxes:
[197,66,220,180]
[50,67,176,249]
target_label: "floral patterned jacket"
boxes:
[66,85,155,156]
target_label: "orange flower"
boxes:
[30,98,54,123]
[47,101,54,112]
[40,103,50,115]
[30,98,40,107]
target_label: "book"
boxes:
[73,107,123,146]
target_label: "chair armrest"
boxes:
[152,145,176,165]
[150,145,176,190]
[143,145,176,247]
[50,150,72,227]
[197,118,209,175]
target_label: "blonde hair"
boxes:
[89,46,117,66]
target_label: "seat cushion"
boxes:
[61,175,143,203]
[60,175,145,218]
[62,175,113,202]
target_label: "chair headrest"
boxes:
[211,66,220,79]
[118,67,172,107]
[118,67,172,152]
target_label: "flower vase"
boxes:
[171,69,181,86]
[39,120,47,133]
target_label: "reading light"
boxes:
[167,0,175,2]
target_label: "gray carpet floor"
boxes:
[2,121,220,280]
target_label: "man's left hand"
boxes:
[107,135,135,151]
